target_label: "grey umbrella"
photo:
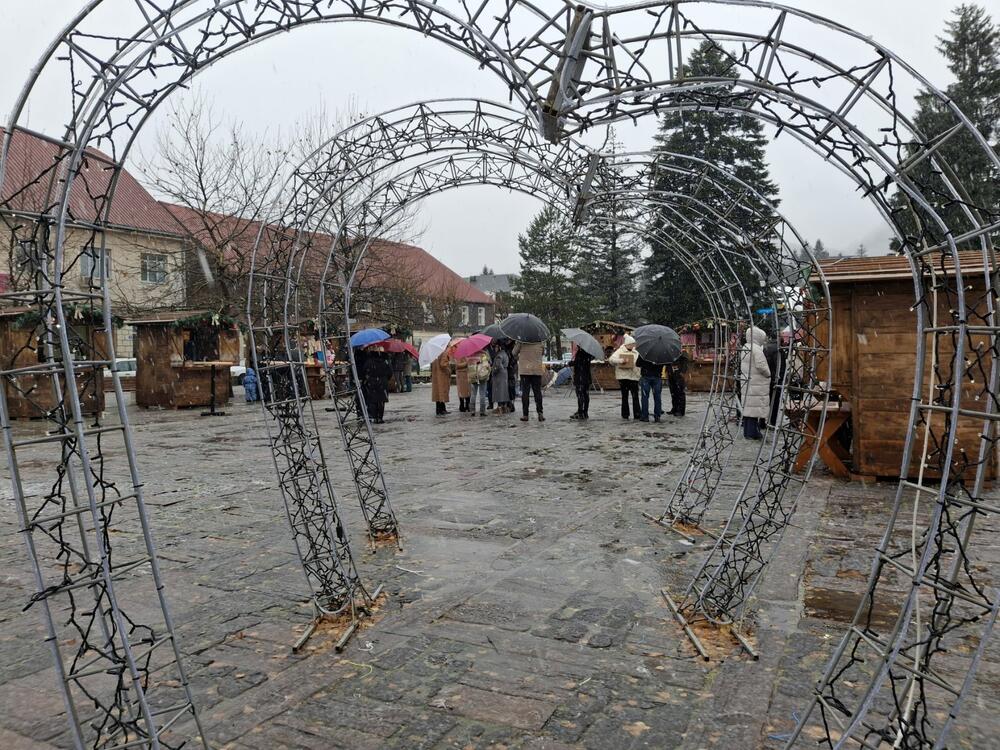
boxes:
[633,324,682,364]
[480,323,509,340]
[498,313,549,343]
[561,328,604,360]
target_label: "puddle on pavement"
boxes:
[804,585,899,629]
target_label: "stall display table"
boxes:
[791,401,852,479]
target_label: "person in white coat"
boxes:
[740,326,771,440]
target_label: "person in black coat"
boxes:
[765,330,790,426]
[666,352,688,416]
[569,349,594,420]
[363,351,392,423]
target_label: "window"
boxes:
[16,240,39,267]
[477,306,486,327]
[141,253,167,284]
[80,248,111,280]
[461,305,470,326]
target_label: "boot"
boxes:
[537,412,545,422]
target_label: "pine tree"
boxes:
[809,239,831,261]
[645,41,780,325]
[575,132,643,323]
[513,206,582,354]
[856,243,868,258]
[891,4,1000,250]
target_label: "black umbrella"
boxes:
[561,328,604,360]
[498,313,549,343]
[480,323,509,340]
[633,324,682,364]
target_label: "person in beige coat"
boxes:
[608,334,641,419]
[455,355,471,413]
[431,351,451,416]
[468,351,491,416]
[513,341,545,422]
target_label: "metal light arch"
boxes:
[250,102,828,657]
[0,2,997,749]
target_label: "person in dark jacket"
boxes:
[569,349,594,419]
[666,352,688,417]
[363,351,392,423]
[506,340,519,410]
[766,329,791,426]
[637,354,663,422]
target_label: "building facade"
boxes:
[1,128,188,355]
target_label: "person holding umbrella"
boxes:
[608,334,641,419]
[419,333,453,416]
[514,339,545,422]
[501,313,550,423]
[632,324,683,423]
[561,328,604,421]
[637,354,664,422]
[451,333,493,416]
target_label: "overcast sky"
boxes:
[0,1,981,276]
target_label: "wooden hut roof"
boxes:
[582,320,634,333]
[818,252,989,283]
[124,310,212,325]
[0,306,33,318]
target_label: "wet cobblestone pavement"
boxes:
[2,386,998,748]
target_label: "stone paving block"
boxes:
[430,683,558,731]
[0,726,59,750]
[4,389,1000,748]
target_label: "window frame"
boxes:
[140,252,168,284]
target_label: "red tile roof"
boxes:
[161,203,492,304]
[0,127,182,236]
[362,240,494,304]
[0,128,491,305]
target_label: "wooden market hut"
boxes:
[0,306,110,418]
[129,310,240,409]
[677,318,734,392]
[581,320,634,389]
[815,253,993,478]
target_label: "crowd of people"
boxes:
[431,339,547,421]
[243,324,791,439]
[421,333,689,424]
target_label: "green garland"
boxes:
[12,305,124,330]
[169,311,245,331]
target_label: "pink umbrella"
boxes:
[451,333,492,360]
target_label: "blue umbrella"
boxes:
[349,328,390,347]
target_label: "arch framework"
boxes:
[0,2,998,749]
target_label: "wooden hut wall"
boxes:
[819,278,993,478]
[136,324,229,409]
[1,319,106,418]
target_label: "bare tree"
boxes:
[135,92,423,320]
[134,93,288,316]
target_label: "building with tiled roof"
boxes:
[1,128,189,353]
[1,127,494,353]
[159,204,495,343]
